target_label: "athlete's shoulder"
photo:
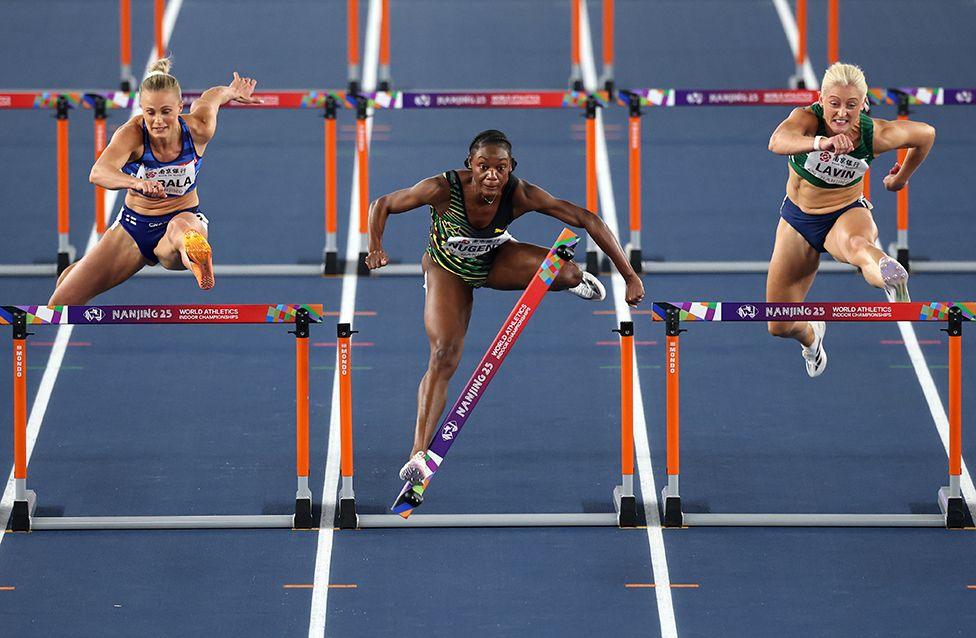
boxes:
[112,116,146,146]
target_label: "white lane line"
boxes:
[307,1,381,636]
[0,0,184,545]
[772,0,819,88]
[580,2,678,636]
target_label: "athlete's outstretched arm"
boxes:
[88,118,167,198]
[185,72,261,143]
[366,175,448,270]
[767,107,857,155]
[872,118,936,192]
[515,181,644,305]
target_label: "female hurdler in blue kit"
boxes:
[766,62,936,377]
[48,58,261,304]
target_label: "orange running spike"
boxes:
[183,230,214,290]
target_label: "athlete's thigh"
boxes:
[822,207,877,263]
[156,211,209,269]
[422,254,474,345]
[49,226,148,304]
[766,218,820,302]
[484,240,548,291]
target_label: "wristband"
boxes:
[813,135,824,151]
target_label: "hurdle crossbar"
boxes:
[653,301,974,529]
[3,304,324,532]
[336,320,637,529]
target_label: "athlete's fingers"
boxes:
[889,162,901,174]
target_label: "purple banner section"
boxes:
[0,304,324,325]
[652,302,976,323]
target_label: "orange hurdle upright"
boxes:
[154,0,165,59]
[584,95,599,274]
[794,0,808,88]
[569,0,582,90]
[613,321,637,526]
[323,96,339,274]
[119,0,133,91]
[943,306,966,527]
[827,0,839,65]
[627,93,643,273]
[11,312,30,532]
[293,308,313,528]
[356,98,370,275]
[94,97,108,235]
[347,0,361,93]
[379,0,392,90]
[599,0,615,94]
[56,96,75,275]
[337,323,359,529]
[894,93,911,269]
[661,306,683,527]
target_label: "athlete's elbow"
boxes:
[767,134,784,154]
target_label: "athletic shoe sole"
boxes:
[183,230,214,290]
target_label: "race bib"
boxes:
[134,160,197,196]
[444,232,512,258]
[803,150,869,186]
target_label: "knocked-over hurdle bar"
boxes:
[618,86,976,274]
[3,303,323,531]
[335,321,637,528]
[0,89,358,276]
[653,300,974,529]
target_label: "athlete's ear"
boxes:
[464,156,471,169]
[510,157,517,171]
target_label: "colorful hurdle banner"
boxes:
[652,301,975,529]
[333,319,638,529]
[2,303,324,531]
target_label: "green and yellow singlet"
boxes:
[788,102,875,189]
[426,170,517,287]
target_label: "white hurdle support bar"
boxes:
[655,301,974,529]
[336,321,638,529]
[4,304,321,532]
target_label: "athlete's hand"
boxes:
[365,247,389,270]
[229,72,262,104]
[883,162,907,191]
[820,133,855,155]
[624,275,644,306]
[133,179,166,198]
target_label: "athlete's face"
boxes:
[468,145,513,200]
[140,90,183,141]
[820,85,865,136]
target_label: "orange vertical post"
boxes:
[666,332,680,477]
[619,323,634,477]
[627,94,643,272]
[56,96,72,274]
[895,96,910,266]
[570,0,581,89]
[796,0,807,67]
[323,96,338,273]
[948,315,961,478]
[584,96,598,274]
[94,98,108,234]
[356,99,369,274]
[862,168,871,199]
[339,329,354,480]
[348,0,360,91]
[603,0,614,67]
[154,0,165,59]
[119,0,132,90]
[827,0,839,65]
[296,333,309,481]
[13,337,27,483]
[379,0,391,89]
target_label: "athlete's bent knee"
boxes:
[428,341,463,374]
[767,321,796,339]
[555,260,583,288]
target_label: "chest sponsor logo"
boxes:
[803,150,868,185]
[445,233,511,257]
[135,160,197,196]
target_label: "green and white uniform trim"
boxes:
[426,170,516,288]
[788,103,874,189]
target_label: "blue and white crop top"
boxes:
[122,117,202,198]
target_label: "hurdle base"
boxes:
[356,513,619,528]
[294,498,314,529]
[660,488,683,528]
[938,486,972,529]
[680,513,947,527]
[586,251,599,275]
[628,248,643,274]
[337,497,358,530]
[8,491,37,532]
[28,514,299,530]
[323,251,340,275]
[897,248,911,274]
[614,485,638,527]
[357,251,369,276]
[56,252,71,277]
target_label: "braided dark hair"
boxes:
[465,129,516,169]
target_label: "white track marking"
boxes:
[308,1,381,636]
[0,0,184,547]
[772,0,819,88]
[580,2,678,636]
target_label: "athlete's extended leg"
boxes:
[823,206,909,300]
[155,212,214,289]
[486,240,604,299]
[766,218,827,376]
[411,254,474,458]
[48,226,149,305]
